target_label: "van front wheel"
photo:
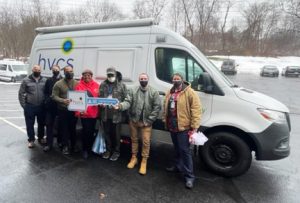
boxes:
[200,132,252,177]
[11,77,16,83]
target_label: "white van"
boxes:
[0,59,28,82]
[29,19,291,177]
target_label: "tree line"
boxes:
[0,0,300,59]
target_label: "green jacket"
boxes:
[52,78,78,110]
[99,79,127,123]
[120,85,161,125]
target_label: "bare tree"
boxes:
[132,0,167,23]
[169,0,183,32]
[181,0,196,42]
[65,8,89,24]
[241,2,272,55]
[220,0,234,51]
[85,0,124,23]
[194,0,220,50]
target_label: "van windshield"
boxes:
[12,65,28,72]
[191,47,235,86]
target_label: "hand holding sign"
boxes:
[68,91,119,112]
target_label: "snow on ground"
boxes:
[0,81,21,85]
[209,55,300,74]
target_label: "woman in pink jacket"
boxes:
[75,69,100,159]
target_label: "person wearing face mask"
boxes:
[99,67,127,161]
[18,65,47,148]
[75,69,100,159]
[163,73,202,189]
[43,65,63,152]
[52,66,78,155]
[116,73,161,175]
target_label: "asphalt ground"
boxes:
[0,73,299,203]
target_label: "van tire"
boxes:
[11,77,16,83]
[200,132,252,177]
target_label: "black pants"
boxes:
[81,118,96,151]
[45,109,60,147]
[24,104,45,142]
[58,109,77,148]
[170,130,195,182]
[103,119,121,153]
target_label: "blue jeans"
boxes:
[24,104,45,142]
[170,130,195,182]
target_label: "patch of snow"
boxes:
[209,55,300,74]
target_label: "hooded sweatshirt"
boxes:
[75,78,100,118]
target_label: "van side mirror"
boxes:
[198,72,214,93]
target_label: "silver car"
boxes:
[260,65,279,77]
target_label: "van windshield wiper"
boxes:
[231,84,239,88]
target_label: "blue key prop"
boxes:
[67,90,119,112]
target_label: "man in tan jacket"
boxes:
[163,73,202,189]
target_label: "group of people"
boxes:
[18,64,202,189]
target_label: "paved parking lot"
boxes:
[0,73,299,203]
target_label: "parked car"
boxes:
[260,65,279,77]
[221,59,237,75]
[0,59,28,82]
[281,66,300,77]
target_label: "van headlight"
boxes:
[257,108,287,123]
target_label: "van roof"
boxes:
[36,18,157,34]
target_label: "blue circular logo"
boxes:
[62,38,74,54]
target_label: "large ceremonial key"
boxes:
[67,91,119,112]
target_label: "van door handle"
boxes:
[159,91,165,96]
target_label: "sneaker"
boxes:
[109,152,120,161]
[43,145,52,152]
[185,180,194,189]
[102,151,110,159]
[28,141,35,148]
[62,146,70,155]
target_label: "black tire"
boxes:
[11,77,16,83]
[200,132,252,177]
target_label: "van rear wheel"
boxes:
[200,132,252,177]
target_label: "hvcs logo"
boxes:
[38,38,75,70]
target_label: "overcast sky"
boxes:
[0,0,262,28]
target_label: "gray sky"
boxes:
[0,0,261,29]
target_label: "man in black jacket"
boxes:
[18,65,47,148]
[43,65,63,152]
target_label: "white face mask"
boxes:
[108,77,116,83]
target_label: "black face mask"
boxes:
[140,81,148,88]
[65,72,74,80]
[33,72,41,78]
[173,80,182,88]
[52,71,59,77]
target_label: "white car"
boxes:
[0,59,28,82]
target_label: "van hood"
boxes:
[15,71,27,75]
[233,87,289,113]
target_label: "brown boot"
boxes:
[127,155,138,169]
[139,158,147,175]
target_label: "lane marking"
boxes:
[0,116,26,134]
[0,110,22,112]
[1,116,24,119]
